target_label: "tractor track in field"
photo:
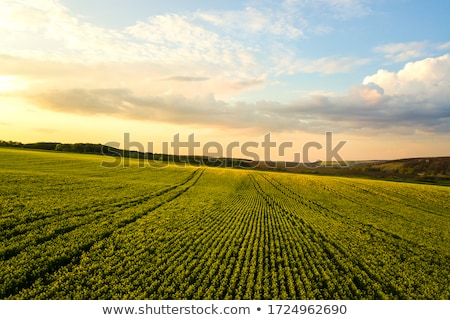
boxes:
[1,169,205,298]
[337,179,449,218]
[0,169,201,259]
[1,169,200,241]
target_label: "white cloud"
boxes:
[0,0,129,63]
[0,54,266,101]
[12,54,449,134]
[437,41,450,50]
[283,0,372,19]
[195,7,305,39]
[375,40,450,64]
[374,41,428,62]
[271,45,371,74]
[293,57,371,74]
[0,0,257,72]
[197,0,372,41]
[5,1,448,135]
[124,14,257,69]
[161,76,210,82]
[0,0,378,101]
[0,0,265,94]
[363,54,450,96]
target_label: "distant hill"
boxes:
[276,157,450,185]
[236,157,450,185]
[359,157,449,175]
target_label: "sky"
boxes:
[0,0,449,161]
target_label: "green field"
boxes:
[1,148,449,299]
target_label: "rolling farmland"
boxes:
[1,148,449,299]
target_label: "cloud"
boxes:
[25,89,296,131]
[21,54,450,134]
[0,54,269,102]
[375,40,450,64]
[29,88,133,115]
[228,76,266,90]
[196,0,373,40]
[363,54,450,96]
[272,47,371,75]
[0,0,378,90]
[196,7,305,39]
[296,57,371,74]
[124,13,257,68]
[0,0,257,78]
[0,0,130,63]
[437,41,450,50]
[3,1,448,136]
[283,0,372,19]
[374,41,428,62]
[161,76,210,82]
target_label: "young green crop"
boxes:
[1,148,449,299]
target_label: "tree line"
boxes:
[0,140,252,168]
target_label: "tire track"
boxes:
[1,169,204,298]
[1,169,199,241]
[0,170,200,260]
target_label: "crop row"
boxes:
[0,168,204,298]
[1,148,449,299]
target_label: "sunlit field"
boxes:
[1,148,449,299]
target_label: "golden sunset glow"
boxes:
[1,0,449,159]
